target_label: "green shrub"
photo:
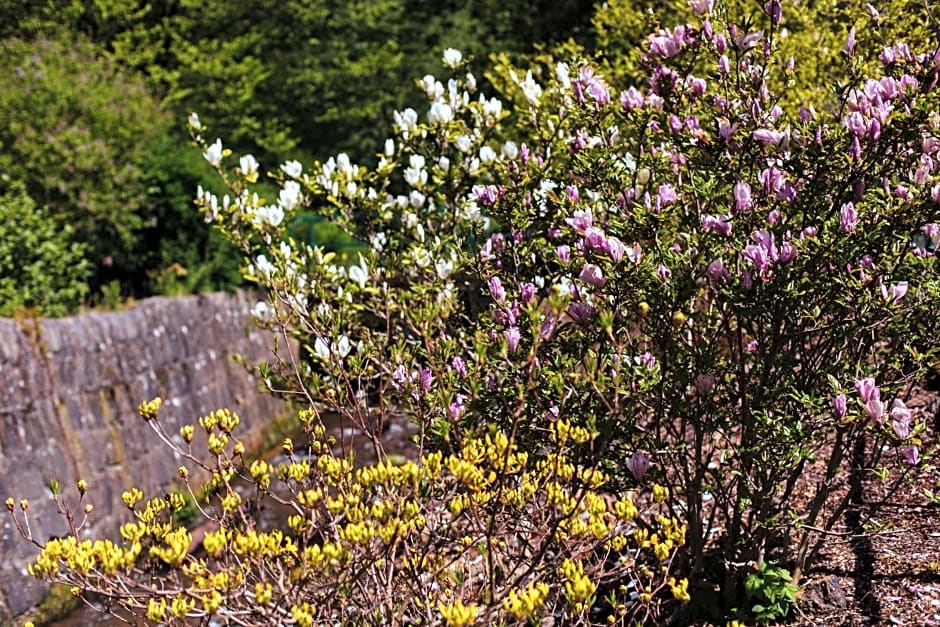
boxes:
[0,179,90,317]
[0,32,167,295]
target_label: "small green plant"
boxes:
[743,562,798,623]
[97,280,125,311]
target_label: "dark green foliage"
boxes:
[1,0,596,165]
[133,134,243,298]
[0,33,165,293]
[0,179,91,316]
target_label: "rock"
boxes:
[800,575,848,613]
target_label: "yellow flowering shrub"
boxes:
[7,405,689,625]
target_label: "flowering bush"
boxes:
[11,402,687,625]
[11,1,940,623]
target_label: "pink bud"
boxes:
[505,326,520,354]
[855,376,880,402]
[901,445,919,465]
[833,394,847,418]
[626,452,650,482]
[865,398,885,425]
[890,399,911,439]
[488,276,506,303]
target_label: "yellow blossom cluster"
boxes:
[14,409,690,625]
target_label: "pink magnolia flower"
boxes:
[505,326,521,354]
[448,394,465,420]
[626,452,650,482]
[855,376,880,402]
[605,236,626,262]
[573,66,611,106]
[845,27,856,55]
[865,398,885,425]
[520,283,536,304]
[890,399,912,439]
[734,29,764,51]
[658,183,678,206]
[706,259,730,280]
[701,214,733,236]
[688,0,713,15]
[420,367,433,393]
[567,302,595,324]
[734,181,752,212]
[901,445,919,465]
[566,209,593,232]
[840,202,858,233]
[488,276,506,303]
[753,128,785,144]
[620,87,645,111]
[833,394,848,418]
[584,226,607,252]
[579,263,606,287]
[881,281,908,304]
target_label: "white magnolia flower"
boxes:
[482,96,502,120]
[502,141,519,160]
[455,134,473,153]
[239,154,259,180]
[409,190,426,208]
[437,156,450,171]
[435,258,454,279]
[479,146,497,164]
[384,138,395,157]
[404,166,426,187]
[336,153,353,176]
[204,138,224,167]
[251,300,275,322]
[336,335,352,358]
[255,204,284,227]
[370,232,387,252]
[443,48,463,68]
[412,247,432,268]
[394,108,419,135]
[428,101,453,125]
[519,71,543,105]
[555,62,571,90]
[255,254,275,278]
[313,337,330,360]
[279,181,302,211]
[421,75,444,99]
[281,160,303,178]
[462,200,482,222]
[187,112,203,133]
[465,72,477,91]
[348,259,368,288]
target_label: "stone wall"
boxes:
[0,290,286,620]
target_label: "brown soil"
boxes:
[791,389,940,627]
